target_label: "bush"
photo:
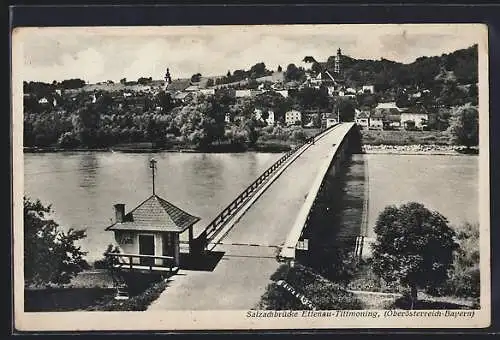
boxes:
[86,275,167,311]
[93,244,120,269]
[427,222,480,298]
[257,263,364,310]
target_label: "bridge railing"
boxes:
[199,123,340,248]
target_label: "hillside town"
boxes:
[23,45,478,153]
[22,40,481,316]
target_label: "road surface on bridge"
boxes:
[148,123,354,311]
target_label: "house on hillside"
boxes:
[400,107,429,130]
[324,113,339,128]
[384,114,402,130]
[276,90,289,98]
[369,112,384,129]
[173,92,192,103]
[235,90,252,98]
[185,85,199,92]
[105,159,201,272]
[266,110,275,126]
[200,89,215,96]
[254,108,263,121]
[375,102,401,111]
[362,85,375,94]
[285,110,302,126]
[38,97,49,105]
[225,112,231,124]
[355,111,370,128]
[309,73,323,89]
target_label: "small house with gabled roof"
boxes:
[105,159,200,273]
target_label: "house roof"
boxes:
[374,108,401,116]
[375,102,401,110]
[185,85,199,92]
[356,111,370,119]
[106,194,201,233]
[384,114,401,122]
[400,105,429,115]
[173,92,190,100]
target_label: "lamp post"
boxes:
[149,158,157,196]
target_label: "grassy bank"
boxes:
[86,278,169,311]
[361,130,453,146]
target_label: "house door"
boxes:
[139,235,155,266]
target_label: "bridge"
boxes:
[148,122,361,310]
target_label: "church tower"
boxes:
[334,48,342,75]
[165,68,172,85]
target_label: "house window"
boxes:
[117,231,133,244]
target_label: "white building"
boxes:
[38,97,49,104]
[254,108,263,121]
[285,110,302,126]
[266,110,275,126]
[326,117,338,128]
[355,112,370,128]
[235,90,252,98]
[225,112,231,123]
[276,90,289,98]
[185,85,199,92]
[375,102,401,111]
[400,112,429,130]
[362,85,375,94]
[200,89,215,96]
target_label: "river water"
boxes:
[23,151,479,262]
[24,151,283,262]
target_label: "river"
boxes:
[23,151,479,262]
[24,151,283,262]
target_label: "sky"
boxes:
[16,24,484,84]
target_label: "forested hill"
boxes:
[323,44,478,90]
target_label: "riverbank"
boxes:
[23,142,292,154]
[363,144,479,155]
[361,129,453,146]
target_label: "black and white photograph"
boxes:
[12,23,490,330]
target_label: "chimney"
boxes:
[114,204,125,223]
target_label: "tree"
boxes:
[448,104,479,148]
[72,104,101,147]
[311,62,323,76]
[156,91,175,113]
[277,65,282,73]
[24,197,88,287]
[137,77,152,85]
[284,64,306,82]
[334,98,355,122]
[206,78,214,87]
[191,73,202,83]
[249,62,268,79]
[371,202,458,309]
